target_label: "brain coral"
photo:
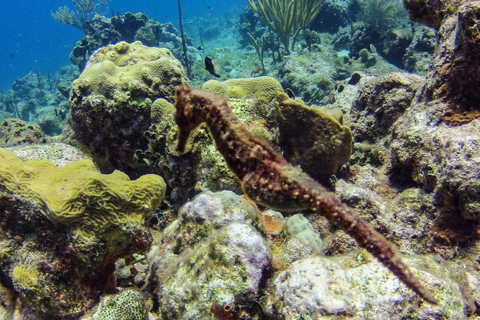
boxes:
[0,148,165,318]
[0,147,165,255]
[70,41,187,175]
[202,76,284,104]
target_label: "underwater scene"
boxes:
[0,0,480,318]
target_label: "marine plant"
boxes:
[247,0,325,53]
[356,0,408,34]
[51,0,112,31]
[247,33,266,73]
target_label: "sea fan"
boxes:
[357,0,408,34]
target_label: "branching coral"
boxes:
[51,0,112,31]
[247,0,325,53]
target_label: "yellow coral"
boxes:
[0,148,166,246]
[73,41,185,100]
[12,266,40,291]
[202,76,284,104]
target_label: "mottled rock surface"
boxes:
[153,192,269,320]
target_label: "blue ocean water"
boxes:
[0,0,245,92]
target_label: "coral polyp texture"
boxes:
[173,86,437,304]
[93,289,148,320]
[0,148,165,318]
[69,41,187,175]
[202,76,284,103]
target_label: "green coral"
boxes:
[202,76,284,104]
[95,289,148,320]
[0,148,166,249]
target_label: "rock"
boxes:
[266,255,465,319]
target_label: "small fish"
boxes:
[205,57,220,77]
[55,108,59,117]
[208,6,212,10]
[286,88,295,99]
[10,53,14,59]
[197,45,204,50]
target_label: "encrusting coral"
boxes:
[173,85,437,304]
[93,289,148,320]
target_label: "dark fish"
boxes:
[55,108,59,117]
[205,57,220,77]
[10,53,14,59]
[208,6,212,9]
[286,88,295,99]
[197,45,204,50]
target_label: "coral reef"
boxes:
[3,0,480,317]
[282,214,325,262]
[310,0,352,33]
[0,67,74,135]
[69,12,162,69]
[51,0,112,31]
[275,92,352,185]
[404,0,464,29]
[0,118,48,147]
[173,86,436,303]
[7,142,89,166]
[69,41,187,175]
[0,148,165,318]
[322,62,480,314]
[71,52,288,206]
[405,0,480,119]
[349,72,424,142]
[356,0,408,34]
